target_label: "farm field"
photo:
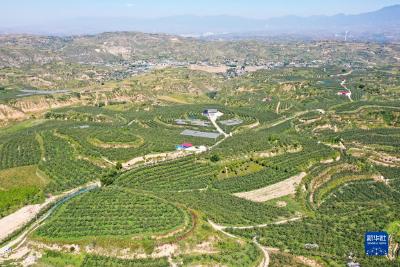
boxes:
[0,37,399,267]
[34,187,190,240]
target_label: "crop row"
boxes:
[117,156,217,191]
[213,140,336,193]
[163,190,294,226]
[38,131,102,193]
[81,255,169,267]
[0,132,41,170]
[35,187,187,239]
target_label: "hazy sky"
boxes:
[1,0,400,26]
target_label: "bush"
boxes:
[116,162,123,170]
[210,155,220,162]
[100,169,118,186]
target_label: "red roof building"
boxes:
[338,91,351,95]
[182,143,193,148]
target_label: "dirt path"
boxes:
[263,111,309,129]
[0,182,100,258]
[208,113,229,138]
[275,101,281,114]
[233,172,307,202]
[336,70,353,77]
[254,237,270,267]
[208,220,268,266]
[122,150,188,170]
[342,105,400,114]
[208,217,302,267]
[213,217,303,231]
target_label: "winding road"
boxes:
[340,79,353,102]
[337,69,354,102]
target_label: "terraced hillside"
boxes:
[0,35,399,267]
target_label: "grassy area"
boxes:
[35,250,84,267]
[217,161,264,180]
[0,165,47,217]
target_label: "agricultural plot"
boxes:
[234,172,307,203]
[38,131,102,193]
[213,139,336,193]
[178,239,262,267]
[226,148,400,266]
[333,100,400,113]
[55,124,215,163]
[213,167,298,193]
[1,55,400,266]
[313,172,378,207]
[81,255,170,267]
[48,106,128,123]
[229,180,400,267]
[0,132,41,170]
[269,251,310,267]
[37,250,170,267]
[117,156,217,192]
[376,166,400,180]
[34,187,189,240]
[322,180,400,205]
[163,190,295,226]
[0,166,47,218]
[211,120,294,158]
[55,124,148,162]
[327,128,400,150]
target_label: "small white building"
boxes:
[185,145,208,154]
[203,109,223,120]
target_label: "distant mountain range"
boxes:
[1,5,399,41]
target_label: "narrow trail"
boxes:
[275,101,281,114]
[208,217,302,267]
[336,70,353,77]
[254,237,270,267]
[209,217,302,231]
[207,220,269,267]
[262,111,310,130]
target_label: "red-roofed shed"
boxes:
[182,143,193,148]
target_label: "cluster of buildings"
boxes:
[175,108,232,153]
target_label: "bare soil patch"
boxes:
[233,172,307,203]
